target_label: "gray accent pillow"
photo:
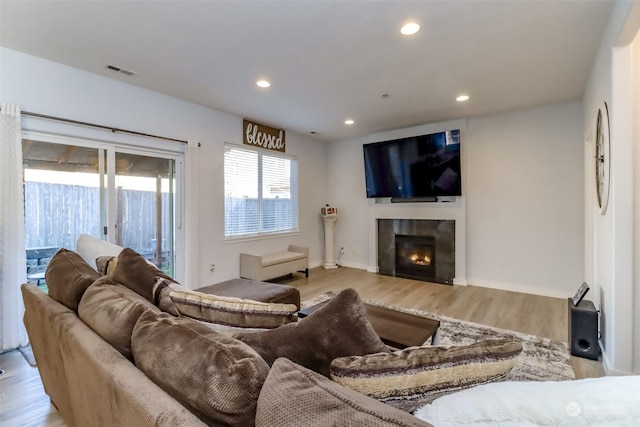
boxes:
[234,288,388,377]
[95,255,116,276]
[170,289,298,328]
[331,339,523,412]
[256,358,432,427]
[45,248,101,311]
[132,310,270,426]
[78,277,158,361]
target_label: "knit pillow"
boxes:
[132,310,270,426]
[255,358,431,427]
[330,339,523,413]
[170,289,298,329]
[234,288,389,377]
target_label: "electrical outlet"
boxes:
[210,264,216,273]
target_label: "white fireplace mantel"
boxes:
[367,200,467,285]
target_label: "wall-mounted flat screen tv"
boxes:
[363,129,461,199]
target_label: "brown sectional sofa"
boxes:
[22,284,206,426]
[22,247,431,426]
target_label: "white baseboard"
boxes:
[469,279,570,299]
[338,261,369,271]
[600,346,635,376]
[321,266,568,299]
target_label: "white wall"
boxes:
[466,102,584,298]
[0,47,328,287]
[582,0,640,375]
[328,102,584,298]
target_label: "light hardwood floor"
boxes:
[0,267,604,426]
[277,266,605,379]
[0,350,67,427]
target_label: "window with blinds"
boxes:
[224,144,298,238]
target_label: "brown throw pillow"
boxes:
[132,310,270,426]
[234,288,388,377]
[107,248,177,305]
[78,277,158,361]
[45,248,101,311]
[330,339,523,412]
[256,358,432,427]
[170,289,298,329]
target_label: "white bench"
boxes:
[240,245,309,281]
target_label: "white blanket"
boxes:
[414,376,640,426]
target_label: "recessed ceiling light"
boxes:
[345,119,355,125]
[256,80,271,88]
[400,22,420,36]
[456,95,470,102]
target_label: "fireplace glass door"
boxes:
[395,235,436,281]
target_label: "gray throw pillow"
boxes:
[234,288,389,377]
[330,339,523,412]
[95,255,116,276]
[169,288,298,328]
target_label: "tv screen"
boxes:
[363,129,461,199]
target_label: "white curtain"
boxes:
[0,103,28,351]
[184,139,200,289]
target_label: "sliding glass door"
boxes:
[114,151,176,276]
[22,134,181,284]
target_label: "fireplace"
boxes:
[377,219,455,285]
[395,235,436,281]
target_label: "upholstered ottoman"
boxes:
[194,278,301,310]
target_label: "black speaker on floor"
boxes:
[568,298,600,360]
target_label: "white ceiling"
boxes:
[0,1,614,141]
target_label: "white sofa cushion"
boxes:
[414,375,640,426]
[76,234,123,269]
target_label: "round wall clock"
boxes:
[594,101,610,215]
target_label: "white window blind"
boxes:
[224,144,298,238]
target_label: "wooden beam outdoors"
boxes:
[116,186,123,246]
[57,146,78,164]
[156,176,162,267]
[22,139,33,159]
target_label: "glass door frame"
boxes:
[23,130,186,281]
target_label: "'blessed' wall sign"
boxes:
[243,119,286,152]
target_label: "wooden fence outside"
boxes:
[25,182,172,254]
[224,196,294,236]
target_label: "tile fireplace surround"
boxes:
[377,219,455,285]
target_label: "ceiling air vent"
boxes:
[106,64,136,77]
